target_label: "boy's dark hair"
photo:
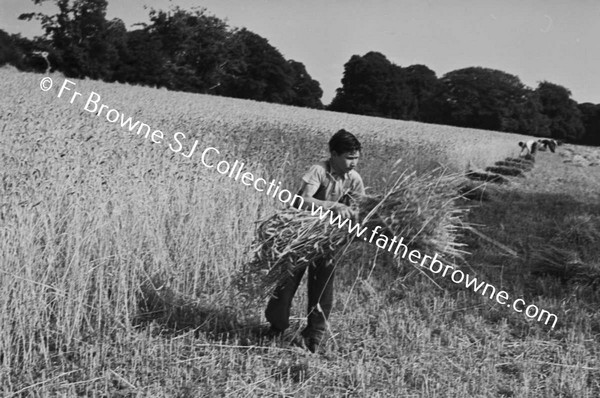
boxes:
[329,129,362,154]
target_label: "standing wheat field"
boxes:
[1,67,599,397]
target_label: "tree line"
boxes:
[1,0,598,146]
[330,52,599,146]
[3,0,323,108]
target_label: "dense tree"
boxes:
[20,0,119,79]
[217,28,295,103]
[535,81,585,141]
[112,28,165,87]
[288,60,323,108]
[329,52,414,119]
[578,103,600,146]
[513,91,551,137]
[403,64,440,121]
[146,7,229,93]
[0,30,21,67]
[0,30,26,68]
[101,18,128,82]
[435,67,537,133]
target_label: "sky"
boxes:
[2,0,599,105]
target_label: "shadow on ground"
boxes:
[134,278,273,344]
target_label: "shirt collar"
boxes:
[327,160,349,180]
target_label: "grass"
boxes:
[1,67,599,397]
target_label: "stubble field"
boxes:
[1,66,599,397]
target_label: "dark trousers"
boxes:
[265,257,335,341]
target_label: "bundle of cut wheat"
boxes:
[529,215,600,287]
[241,168,470,298]
[485,166,524,177]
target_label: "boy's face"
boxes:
[330,150,360,174]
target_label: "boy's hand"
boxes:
[331,203,355,220]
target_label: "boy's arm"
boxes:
[296,181,349,215]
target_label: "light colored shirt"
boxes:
[520,140,537,156]
[301,160,365,204]
[525,140,536,153]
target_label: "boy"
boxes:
[264,129,365,353]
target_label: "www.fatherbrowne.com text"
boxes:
[305,201,559,330]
